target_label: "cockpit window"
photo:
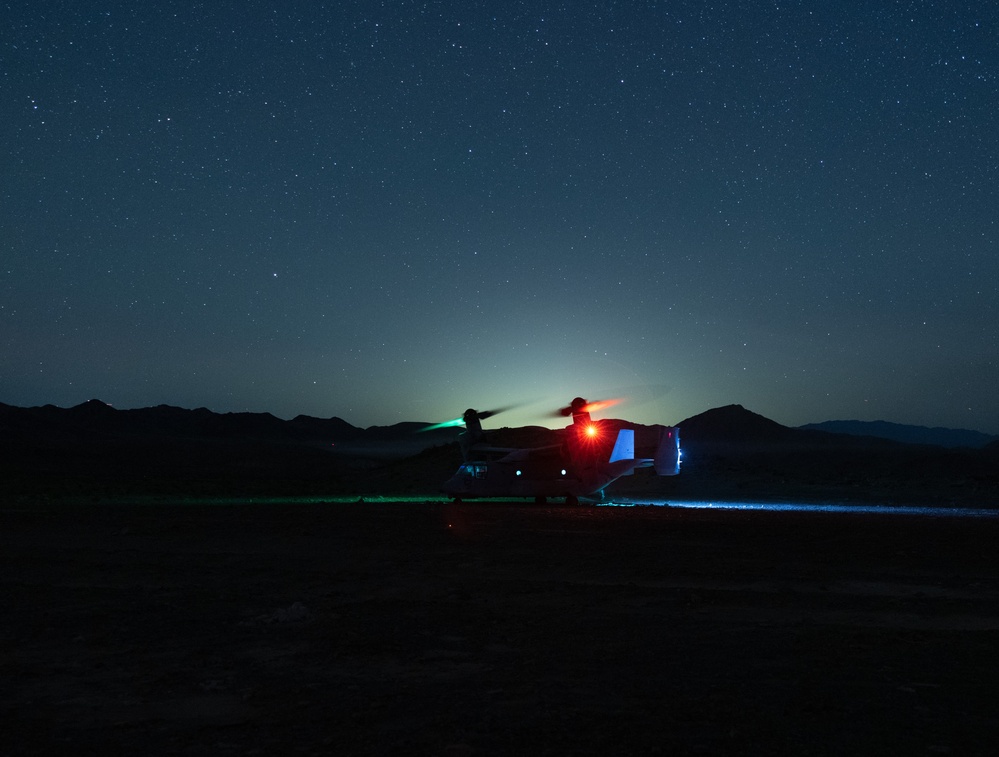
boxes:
[460,464,488,479]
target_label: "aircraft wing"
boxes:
[495,445,563,462]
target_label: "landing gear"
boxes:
[534,496,547,504]
[565,494,579,506]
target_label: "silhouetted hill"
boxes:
[798,419,999,449]
[652,404,997,506]
[0,400,456,448]
[676,404,796,444]
[0,400,454,497]
[2,400,996,505]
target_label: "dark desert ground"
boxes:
[3,402,999,755]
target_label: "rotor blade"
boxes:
[580,398,623,414]
[476,405,515,420]
[417,404,517,433]
[418,416,465,432]
[553,397,625,417]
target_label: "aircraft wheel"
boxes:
[565,494,578,507]
[452,497,463,504]
[534,496,547,504]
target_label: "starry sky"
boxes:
[3,1,997,433]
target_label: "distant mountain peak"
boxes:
[68,399,117,416]
[76,398,114,408]
[799,419,999,449]
[677,404,791,443]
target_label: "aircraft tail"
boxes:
[608,428,635,464]
[608,426,681,476]
[654,426,681,476]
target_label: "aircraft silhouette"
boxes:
[433,397,680,505]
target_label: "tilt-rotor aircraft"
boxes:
[428,397,681,505]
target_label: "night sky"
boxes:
[3,1,997,433]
